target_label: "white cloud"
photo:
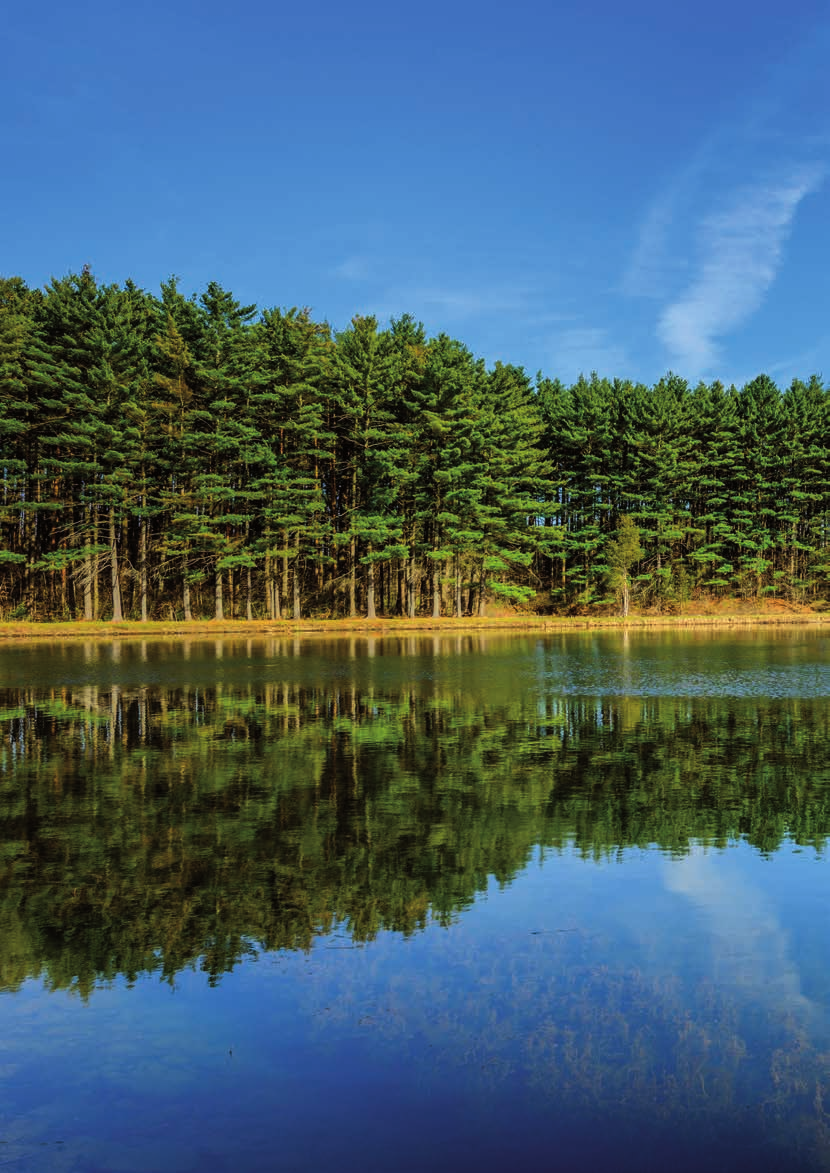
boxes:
[623,192,678,300]
[728,334,830,392]
[657,168,824,376]
[411,286,530,318]
[664,847,819,1026]
[332,255,372,281]
[622,16,830,378]
[361,283,535,330]
[622,148,714,301]
[549,326,630,381]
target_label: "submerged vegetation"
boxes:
[1,270,830,621]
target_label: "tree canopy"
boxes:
[2,271,829,620]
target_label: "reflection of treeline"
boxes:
[0,679,828,993]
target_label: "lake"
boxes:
[0,628,828,1172]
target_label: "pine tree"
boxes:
[732,375,785,598]
[255,306,332,620]
[556,374,615,608]
[474,362,550,613]
[153,294,203,619]
[386,314,428,616]
[33,270,130,619]
[631,373,697,608]
[686,379,740,597]
[112,279,162,621]
[412,334,486,617]
[778,376,829,600]
[0,278,36,613]
[332,316,406,618]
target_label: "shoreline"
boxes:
[0,609,828,643]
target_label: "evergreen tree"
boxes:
[255,306,332,619]
[2,264,830,621]
[779,376,829,600]
[33,269,131,620]
[631,373,697,607]
[333,316,406,618]
[413,334,485,617]
[386,314,428,616]
[152,290,206,620]
[686,379,740,596]
[556,374,615,608]
[0,278,36,613]
[732,375,785,599]
[474,362,550,613]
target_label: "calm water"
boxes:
[0,628,829,1172]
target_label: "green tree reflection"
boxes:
[0,664,827,993]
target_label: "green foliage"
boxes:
[605,514,643,616]
[488,581,536,605]
[1,264,829,618]
[606,514,643,571]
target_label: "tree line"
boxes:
[1,269,828,620]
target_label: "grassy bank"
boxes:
[0,602,828,642]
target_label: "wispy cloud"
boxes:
[623,192,679,300]
[622,148,714,301]
[331,255,372,281]
[729,333,830,392]
[360,283,536,330]
[410,286,530,318]
[622,17,830,379]
[657,168,824,375]
[664,848,822,1031]
[549,325,630,381]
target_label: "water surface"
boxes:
[0,628,828,1171]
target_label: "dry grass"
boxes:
[0,600,828,643]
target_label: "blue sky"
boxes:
[4,0,830,387]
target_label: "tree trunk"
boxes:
[396,562,405,616]
[82,550,93,621]
[366,544,376,619]
[59,537,68,617]
[246,567,253,621]
[109,509,123,622]
[22,481,35,616]
[407,555,417,618]
[215,567,223,620]
[293,532,301,619]
[349,536,357,618]
[264,552,272,620]
[183,577,192,622]
[92,512,100,618]
[477,563,486,616]
[454,555,462,618]
[432,564,441,618]
[265,552,276,620]
[139,512,148,622]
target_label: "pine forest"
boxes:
[1,269,828,622]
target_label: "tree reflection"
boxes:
[0,671,827,992]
